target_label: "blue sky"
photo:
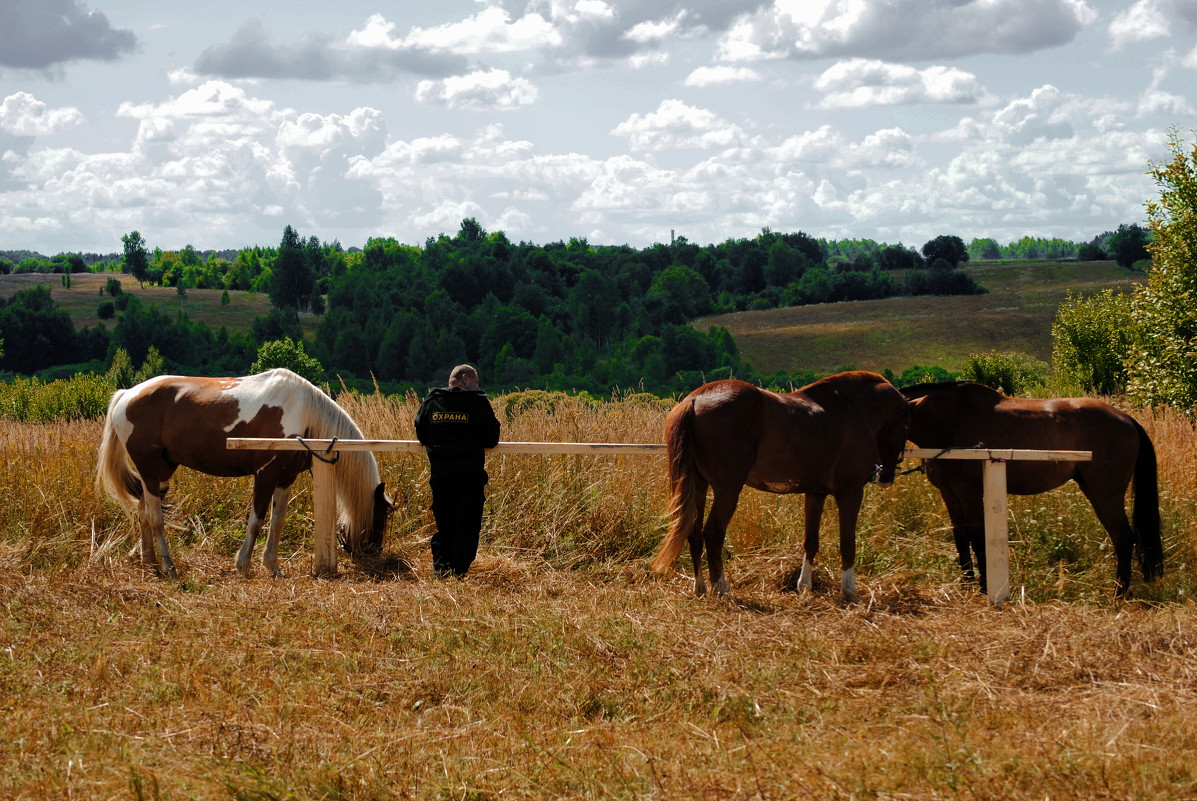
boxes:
[1,0,1195,254]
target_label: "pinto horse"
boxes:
[96,368,392,578]
[651,371,908,599]
[902,381,1162,597]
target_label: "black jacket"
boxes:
[414,387,501,475]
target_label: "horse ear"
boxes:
[375,482,394,510]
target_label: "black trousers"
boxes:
[429,470,487,576]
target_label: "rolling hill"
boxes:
[699,260,1144,376]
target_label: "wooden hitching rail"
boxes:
[227,438,1091,605]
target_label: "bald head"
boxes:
[448,364,480,390]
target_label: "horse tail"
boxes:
[95,389,143,511]
[651,399,701,574]
[1131,418,1164,581]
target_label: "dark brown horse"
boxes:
[652,371,908,598]
[96,368,392,578]
[902,381,1162,597]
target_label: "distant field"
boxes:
[700,261,1144,376]
[0,272,320,338]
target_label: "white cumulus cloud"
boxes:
[814,60,982,108]
[0,92,85,136]
[684,65,762,87]
[719,0,1098,62]
[611,99,748,151]
[416,69,539,111]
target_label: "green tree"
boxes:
[967,237,1002,261]
[1126,130,1197,410]
[269,225,316,312]
[121,231,150,287]
[921,235,969,268]
[646,264,712,324]
[1106,223,1151,269]
[1051,289,1135,395]
[106,347,136,389]
[250,338,324,383]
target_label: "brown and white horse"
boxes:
[652,371,909,599]
[96,368,391,578]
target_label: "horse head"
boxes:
[901,381,1003,448]
[871,384,910,488]
[367,482,394,551]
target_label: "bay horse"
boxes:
[902,381,1162,597]
[96,368,392,578]
[651,371,909,599]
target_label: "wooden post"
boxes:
[982,459,1010,606]
[311,458,338,577]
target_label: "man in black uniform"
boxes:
[414,364,501,577]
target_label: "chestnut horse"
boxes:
[96,368,392,578]
[652,371,908,599]
[902,381,1162,597]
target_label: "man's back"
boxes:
[415,387,501,474]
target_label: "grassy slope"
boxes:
[0,272,320,338]
[699,261,1144,376]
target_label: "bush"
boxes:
[250,338,324,383]
[0,373,115,422]
[1051,289,1134,395]
[958,350,1048,395]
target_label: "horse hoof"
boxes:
[842,590,860,604]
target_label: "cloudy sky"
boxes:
[1,0,1195,255]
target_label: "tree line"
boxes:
[0,220,1148,396]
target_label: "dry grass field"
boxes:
[2,390,1195,800]
[704,261,1145,376]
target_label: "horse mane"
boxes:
[256,369,381,534]
[900,380,1004,401]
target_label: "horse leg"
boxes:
[138,490,176,579]
[797,493,826,593]
[260,484,293,578]
[940,484,985,591]
[236,475,276,578]
[703,484,743,596]
[688,476,709,596]
[1077,479,1136,598]
[835,486,865,603]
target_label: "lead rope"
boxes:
[896,442,984,476]
[297,435,341,465]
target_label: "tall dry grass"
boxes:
[1,390,1195,799]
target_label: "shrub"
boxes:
[1051,289,1134,395]
[250,338,324,383]
[0,373,115,422]
[958,350,1048,395]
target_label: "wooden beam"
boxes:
[905,447,1091,462]
[227,438,666,455]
